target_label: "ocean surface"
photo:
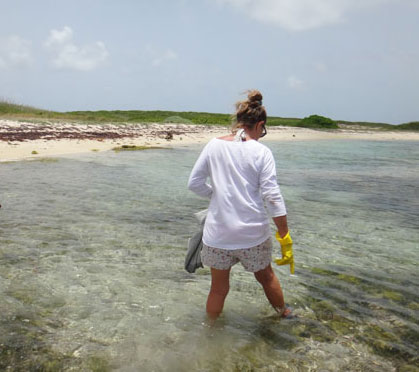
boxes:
[1,140,418,371]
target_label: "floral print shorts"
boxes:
[201,238,273,273]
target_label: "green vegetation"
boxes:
[310,267,409,303]
[392,121,419,131]
[0,303,110,371]
[1,100,417,131]
[298,115,338,129]
[266,117,302,127]
[382,290,403,301]
[407,302,419,310]
[68,110,232,125]
[298,293,418,368]
[0,100,46,115]
[0,101,304,127]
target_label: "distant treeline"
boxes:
[0,100,417,131]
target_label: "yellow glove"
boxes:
[274,231,295,274]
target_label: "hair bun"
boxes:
[233,89,267,131]
[247,90,263,105]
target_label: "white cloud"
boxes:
[216,0,393,31]
[288,75,306,90]
[0,35,32,68]
[44,26,109,71]
[44,26,73,47]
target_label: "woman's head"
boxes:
[232,90,267,133]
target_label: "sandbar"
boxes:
[1,119,418,162]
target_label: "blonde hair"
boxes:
[232,89,267,133]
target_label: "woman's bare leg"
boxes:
[254,264,290,316]
[206,267,231,320]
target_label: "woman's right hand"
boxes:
[274,231,295,274]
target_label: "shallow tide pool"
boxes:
[1,140,418,371]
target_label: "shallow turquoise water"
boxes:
[0,140,418,371]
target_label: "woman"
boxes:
[188,90,291,320]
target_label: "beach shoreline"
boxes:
[1,119,418,162]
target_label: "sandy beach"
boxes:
[1,119,418,162]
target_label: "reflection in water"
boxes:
[0,140,418,370]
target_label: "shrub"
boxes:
[298,115,338,129]
[394,121,419,131]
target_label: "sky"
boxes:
[1,0,418,124]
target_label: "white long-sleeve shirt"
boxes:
[188,138,287,249]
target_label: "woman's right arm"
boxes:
[259,149,289,236]
[188,144,213,198]
[273,215,289,238]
